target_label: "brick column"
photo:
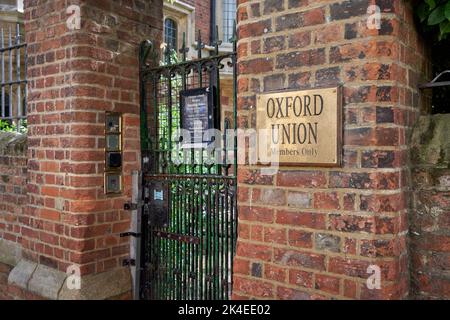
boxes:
[13,0,162,299]
[234,0,430,300]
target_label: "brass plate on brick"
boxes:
[256,86,342,167]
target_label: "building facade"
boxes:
[0,0,449,300]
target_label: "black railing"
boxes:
[0,23,27,133]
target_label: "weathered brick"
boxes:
[236,242,272,262]
[315,67,341,86]
[234,276,274,298]
[274,248,326,270]
[239,58,274,74]
[330,0,370,21]
[264,74,286,91]
[263,36,285,53]
[289,31,311,48]
[240,206,274,223]
[276,211,326,230]
[315,233,341,253]
[328,257,371,278]
[265,264,287,283]
[277,171,327,188]
[251,262,263,278]
[287,191,312,208]
[315,274,341,294]
[277,48,326,69]
[288,71,311,89]
[263,0,284,15]
[264,227,287,245]
[314,192,340,210]
[288,230,313,249]
[329,214,375,233]
[239,20,272,39]
[288,269,313,288]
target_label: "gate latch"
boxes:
[120,232,141,238]
[122,259,136,267]
[124,202,138,211]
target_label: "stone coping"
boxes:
[0,239,22,266]
[7,258,132,300]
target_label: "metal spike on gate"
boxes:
[212,25,222,56]
[196,30,204,60]
[180,32,189,62]
[164,44,171,65]
[230,20,237,49]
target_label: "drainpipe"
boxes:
[210,0,216,45]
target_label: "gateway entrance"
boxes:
[138,31,238,300]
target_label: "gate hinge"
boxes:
[122,259,136,267]
[124,202,138,211]
[120,232,141,238]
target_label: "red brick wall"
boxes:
[195,0,211,41]
[23,0,162,275]
[182,0,211,41]
[234,0,430,300]
[0,133,27,245]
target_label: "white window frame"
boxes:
[163,0,196,60]
[216,0,236,52]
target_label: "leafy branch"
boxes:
[0,119,27,133]
[416,0,450,40]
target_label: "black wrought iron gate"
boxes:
[138,31,238,300]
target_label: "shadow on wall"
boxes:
[0,131,27,260]
[410,114,450,299]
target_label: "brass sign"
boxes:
[256,87,342,166]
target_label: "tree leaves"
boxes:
[428,4,446,25]
[426,0,437,10]
[445,1,450,19]
[418,2,429,22]
[416,0,450,41]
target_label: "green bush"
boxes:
[0,119,27,134]
[416,0,450,40]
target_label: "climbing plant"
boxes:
[416,0,450,40]
[414,1,450,114]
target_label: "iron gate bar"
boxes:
[0,24,27,132]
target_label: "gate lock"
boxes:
[119,232,141,238]
[123,202,138,211]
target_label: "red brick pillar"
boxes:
[17,0,162,299]
[234,0,430,300]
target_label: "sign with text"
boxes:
[180,87,214,147]
[256,87,342,166]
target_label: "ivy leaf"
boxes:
[445,1,450,19]
[428,5,447,25]
[417,2,429,22]
[439,20,450,39]
[426,0,436,10]
[427,0,437,10]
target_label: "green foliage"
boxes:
[0,119,27,134]
[416,0,450,40]
[159,48,184,169]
